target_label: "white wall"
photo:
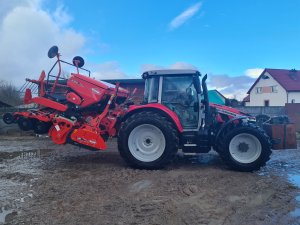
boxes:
[288,92,300,103]
[249,72,287,106]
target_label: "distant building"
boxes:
[103,79,227,105]
[247,69,300,106]
[208,90,226,105]
[242,95,250,106]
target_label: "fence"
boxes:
[235,106,286,117]
[236,105,300,132]
[285,103,300,132]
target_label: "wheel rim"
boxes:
[128,124,166,162]
[229,133,262,164]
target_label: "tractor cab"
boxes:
[141,70,207,130]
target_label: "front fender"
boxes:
[215,116,248,141]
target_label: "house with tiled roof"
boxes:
[246,68,300,106]
[242,95,250,106]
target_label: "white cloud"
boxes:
[140,62,197,73]
[0,0,85,86]
[53,5,72,27]
[208,73,255,100]
[90,61,127,80]
[169,62,198,70]
[0,0,40,21]
[169,2,202,30]
[140,64,165,73]
[245,68,264,78]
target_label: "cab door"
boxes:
[161,75,199,129]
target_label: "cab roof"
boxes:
[142,69,201,78]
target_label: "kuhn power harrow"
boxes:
[3,46,130,150]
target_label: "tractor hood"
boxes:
[210,103,255,121]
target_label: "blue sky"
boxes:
[47,0,300,76]
[1,0,300,99]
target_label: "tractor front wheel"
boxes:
[217,123,271,172]
[118,111,178,169]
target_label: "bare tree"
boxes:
[0,80,22,106]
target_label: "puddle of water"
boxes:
[289,174,300,217]
[290,208,300,217]
[129,180,152,193]
[0,207,17,224]
[289,175,300,188]
[176,152,220,166]
[197,154,220,165]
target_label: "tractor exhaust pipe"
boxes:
[201,74,211,127]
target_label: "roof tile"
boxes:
[265,68,300,91]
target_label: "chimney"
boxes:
[288,69,298,81]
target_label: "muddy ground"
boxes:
[0,132,300,225]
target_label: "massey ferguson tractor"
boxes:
[3,46,271,172]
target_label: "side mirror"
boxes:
[48,46,59,58]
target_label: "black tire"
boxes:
[217,123,271,172]
[33,121,51,134]
[3,113,15,124]
[118,111,179,169]
[17,117,33,131]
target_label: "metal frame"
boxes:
[46,59,91,93]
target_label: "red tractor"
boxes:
[3,46,271,172]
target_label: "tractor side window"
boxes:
[143,77,159,103]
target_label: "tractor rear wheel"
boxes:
[217,123,271,172]
[118,111,178,169]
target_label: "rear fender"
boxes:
[124,103,183,132]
